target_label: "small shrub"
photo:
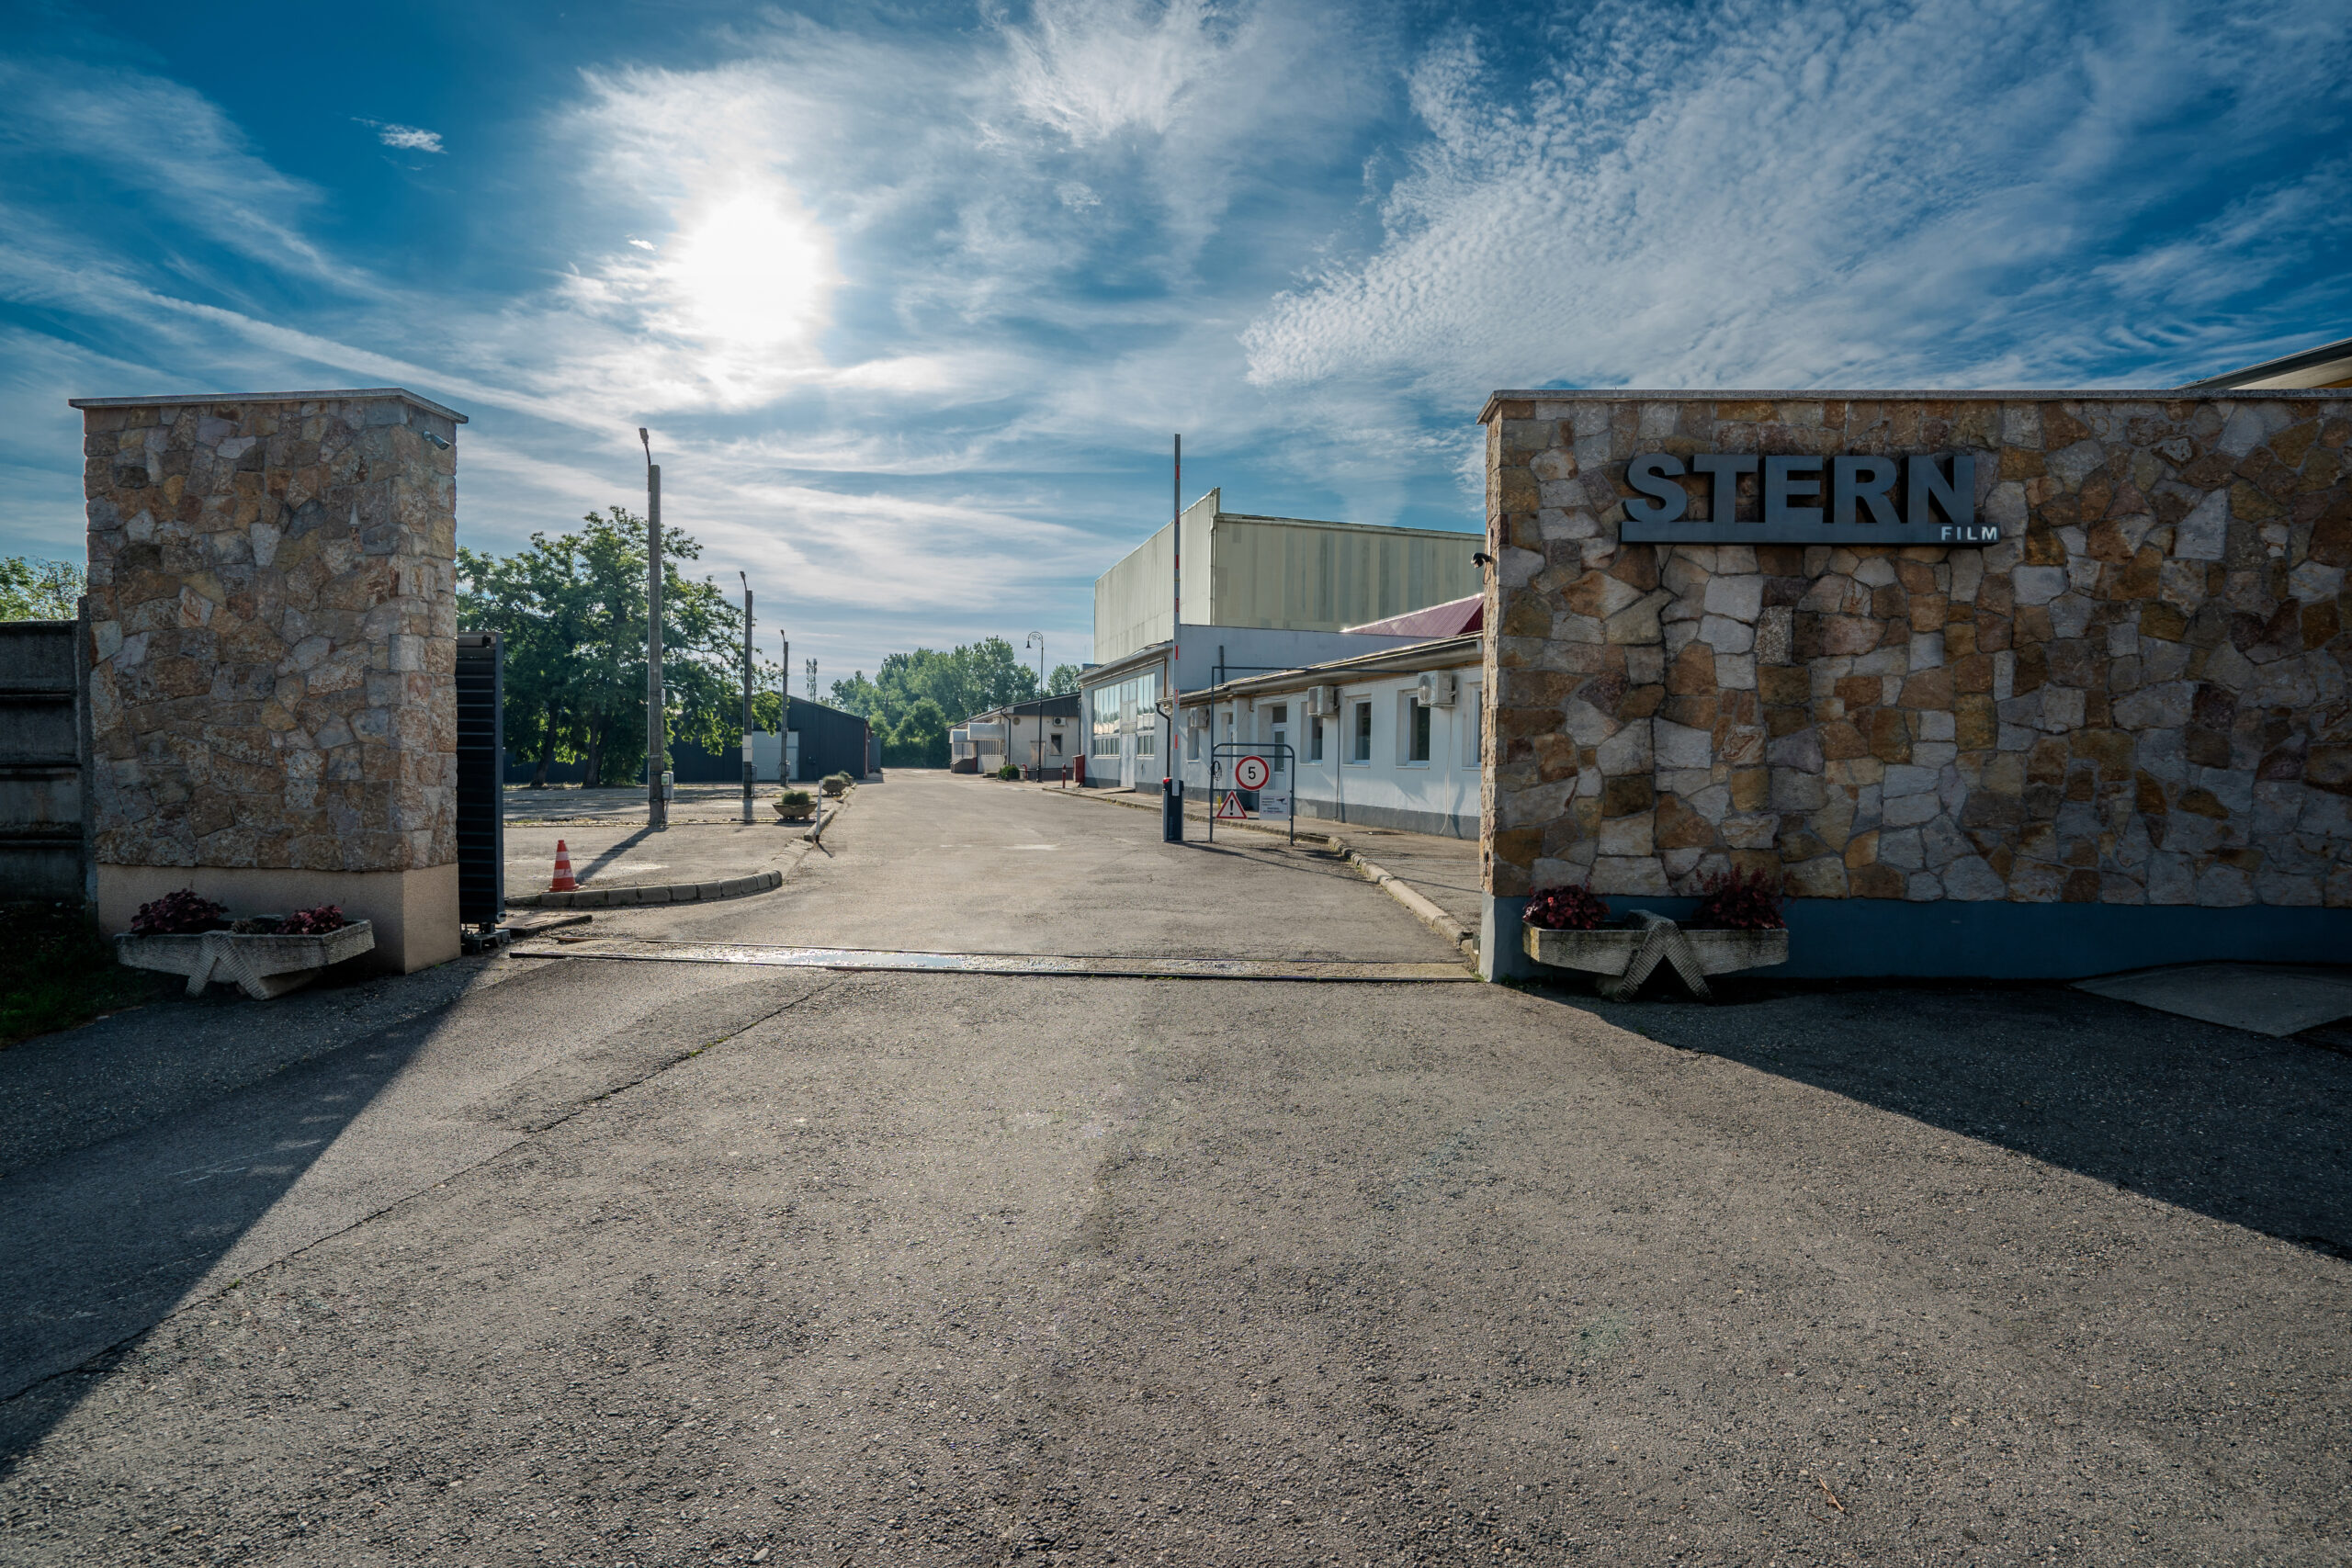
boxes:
[277,904,348,935]
[996,762,1022,780]
[820,772,853,796]
[1523,884,1610,931]
[230,916,283,935]
[1689,865,1786,930]
[130,888,228,936]
[774,789,816,818]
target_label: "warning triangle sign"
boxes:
[1215,790,1249,819]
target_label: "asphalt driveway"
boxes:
[0,773,2344,1565]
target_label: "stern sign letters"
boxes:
[1621,452,1993,546]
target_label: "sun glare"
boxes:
[659,187,835,347]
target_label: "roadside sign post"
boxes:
[1207,742,1295,846]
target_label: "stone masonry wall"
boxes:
[79,393,459,874]
[1480,393,2352,909]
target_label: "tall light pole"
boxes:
[640,428,666,831]
[739,570,754,824]
[779,634,790,781]
[1024,630,1045,780]
[1164,434,1182,842]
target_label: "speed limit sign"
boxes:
[1233,754,1271,790]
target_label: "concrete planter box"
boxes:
[116,920,376,1000]
[1524,915,1787,999]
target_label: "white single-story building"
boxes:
[957,694,1083,776]
[1177,631,1485,839]
[1080,625,1449,790]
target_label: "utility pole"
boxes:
[640,428,666,831]
[780,635,790,783]
[1025,630,1045,781]
[1164,434,1182,842]
[739,571,754,824]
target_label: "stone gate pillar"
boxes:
[71,389,467,973]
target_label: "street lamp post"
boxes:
[1024,631,1045,780]
[739,571,754,824]
[640,428,666,831]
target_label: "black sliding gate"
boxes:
[455,632,505,928]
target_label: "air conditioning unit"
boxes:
[1418,671,1459,707]
[1187,705,1210,729]
[1305,685,1340,717]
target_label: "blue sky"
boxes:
[3,0,2347,680]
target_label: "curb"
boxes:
[1035,785,1479,961]
[509,867,785,910]
[1331,841,1479,961]
[507,786,854,909]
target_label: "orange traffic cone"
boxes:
[550,840,578,892]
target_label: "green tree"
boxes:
[831,637,1041,741]
[885,697,950,769]
[0,557,84,621]
[458,508,753,787]
[828,670,884,721]
[1047,662,1085,696]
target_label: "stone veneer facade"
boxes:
[72,389,466,972]
[1476,390,2352,977]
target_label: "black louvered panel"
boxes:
[454,632,504,927]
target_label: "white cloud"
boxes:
[1001,0,1225,144]
[1241,0,2352,403]
[0,60,346,286]
[376,123,446,153]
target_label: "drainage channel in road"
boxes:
[510,937,1476,982]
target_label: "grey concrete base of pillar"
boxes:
[1477,894,1532,981]
[97,862,460,976]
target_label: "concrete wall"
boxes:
[0,619,88,900]
[1478,390,2352,977]
[74,389,466,972]
[1091,491,1483,664]
[1093,492,1216,664]
[1209,515,1482,637]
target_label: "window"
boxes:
[1091,686,1121,758]
[1350,700,1373,763]
[1461,684,1481,767]
[1269,703,1288,775]
[1050,730,1064,755]
[1405,696,1431,764]
[1309,717,1325,762]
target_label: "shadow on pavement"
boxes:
[0,1005,445,1460]
[577,826,656,881]
[1554,977,2352,1260]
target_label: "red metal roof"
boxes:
[1341,593,1484,637]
